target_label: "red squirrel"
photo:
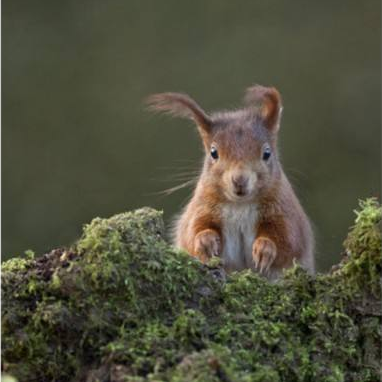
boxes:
[147,85,314,279]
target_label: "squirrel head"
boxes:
[147,85,283,203]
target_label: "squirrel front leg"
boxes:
[252,236,277,274]
[194,229,222,264]
[252,219,292,275]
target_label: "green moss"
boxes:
[1,257,31,273]
[2,200,381,381]
[1,375,18,382]
[341,198,382,295]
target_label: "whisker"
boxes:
[149,178,197,197]
[149,171,200,182]
[285,167,308,180]
[156,165,200,172]
[147,160,201,196]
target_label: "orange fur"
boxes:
[148,84,315,278]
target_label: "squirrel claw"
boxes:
[252,237,277,274]
[194,229,221,263]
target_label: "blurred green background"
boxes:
[2,0,380,270]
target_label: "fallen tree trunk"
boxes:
[2,199,381,382]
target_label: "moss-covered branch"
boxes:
[2,199,381,382]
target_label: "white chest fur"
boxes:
[221,203,258,272]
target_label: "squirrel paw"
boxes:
[252,237,277,274]
[194,229,221,263]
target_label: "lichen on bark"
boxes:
[2,199,381,382]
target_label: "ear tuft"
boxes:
[146,92,211,133]
[244,85,283,132]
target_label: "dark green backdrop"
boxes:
[2,0,381,270]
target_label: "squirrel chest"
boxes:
[221,203,258,272]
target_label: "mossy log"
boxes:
[2,199,381,382]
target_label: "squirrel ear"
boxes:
[244,85,283,132]
[146,92,212,135]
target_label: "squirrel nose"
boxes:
[232,175,248,195]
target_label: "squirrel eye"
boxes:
[262,147,271,161]
[210,146,219,160]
